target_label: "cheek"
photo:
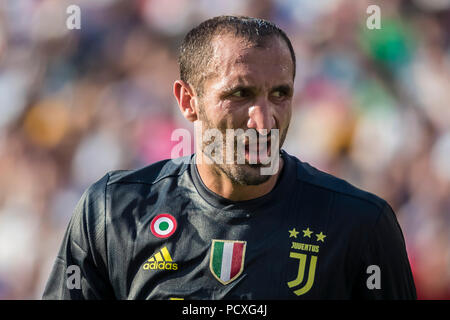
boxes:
[283,106,293,124]
[210,101,249,130]
[198,100,229,131]
[274,102,292,128]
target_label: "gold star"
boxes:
[288,228,299,238]
[302,227,313,238]
[316,232,326,242]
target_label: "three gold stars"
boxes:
[288,227,326,242]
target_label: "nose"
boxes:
[247,101,275,135]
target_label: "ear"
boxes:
[174,80,198,122]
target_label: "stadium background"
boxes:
[0,0,449,299]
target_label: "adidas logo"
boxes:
[142,246,178,271]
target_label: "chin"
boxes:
[221,163,272,186]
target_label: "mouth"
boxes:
[244,136,272,164]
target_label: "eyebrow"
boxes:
[220,83,293,97]
[220,85,255,96]
[271,84,293,95]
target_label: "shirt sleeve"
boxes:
[352,202,417,299]
[42,173,116,300]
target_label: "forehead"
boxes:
[206,33,294,90]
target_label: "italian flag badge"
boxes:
[210,239,246,285]
[150,214,177,238]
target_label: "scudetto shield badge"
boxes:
[209,239,246,285]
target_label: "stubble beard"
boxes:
[198,107,289,187]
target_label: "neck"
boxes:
[195,153,284,201]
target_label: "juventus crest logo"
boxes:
[287,227,325,296]
[287,252,317,295]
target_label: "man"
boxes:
[43,16,416,299]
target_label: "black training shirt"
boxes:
[42,150,416,299]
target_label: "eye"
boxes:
[271,89,288,98]
[231,89,251,98]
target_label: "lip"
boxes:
[243,134,272,147]
[244,137,272,163]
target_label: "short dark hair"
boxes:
[178,15,296,96]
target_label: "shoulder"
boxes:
[294,157,386,209]
[76,155,191,205]
[106,156,191,186]
[76,156,191,223]
[287,153,389,225]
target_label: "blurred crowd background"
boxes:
[0,0,449,299]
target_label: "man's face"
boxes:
[196,33,294,186]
